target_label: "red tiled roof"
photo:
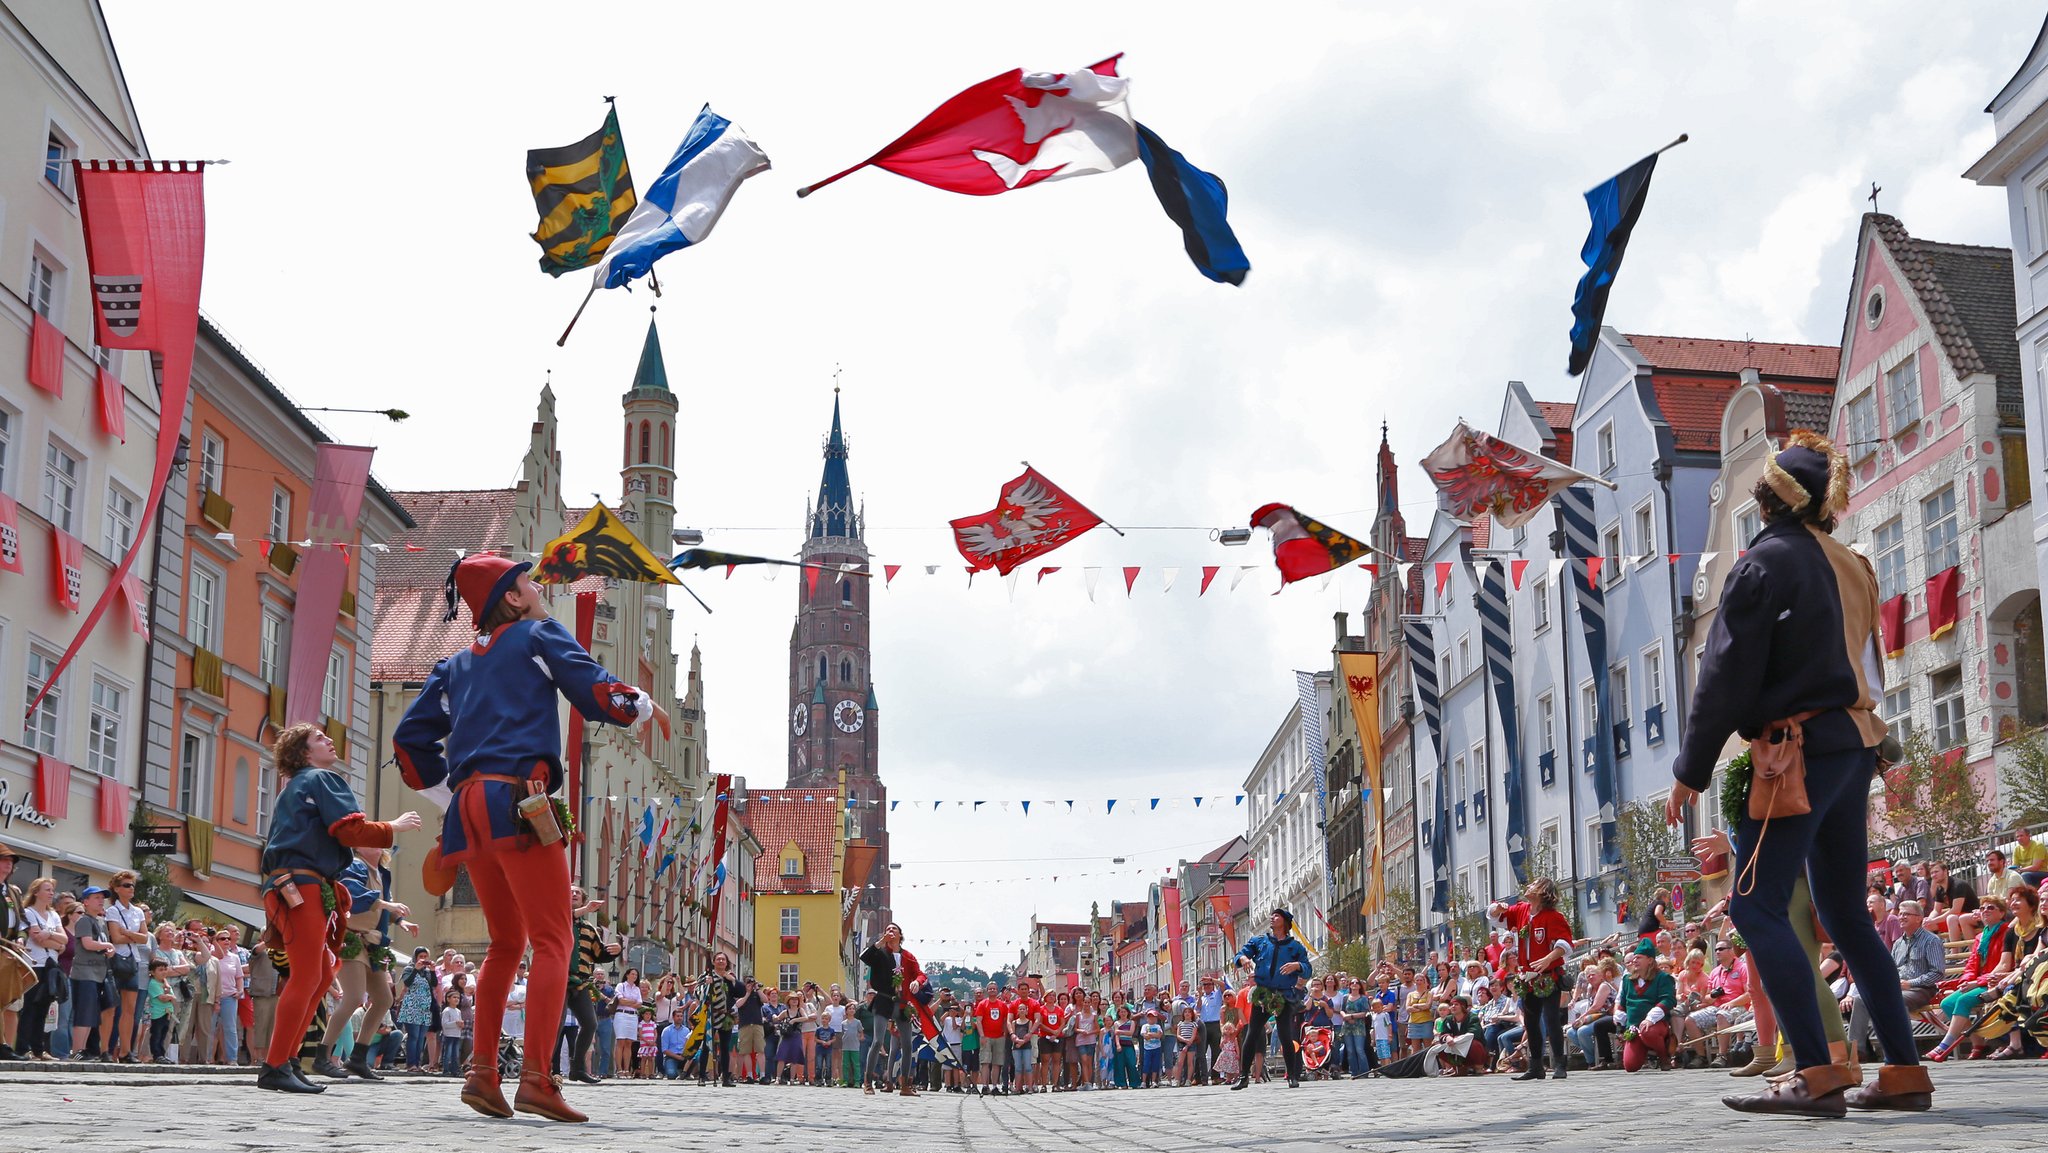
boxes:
[742,789,840,891]
[1623,334,1841,381]
[1621,334,1840,455]
[1535,401,1576,462]
[371,489,521,682]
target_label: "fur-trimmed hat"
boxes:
[1761,429,1849,521]
[445,554,532,629]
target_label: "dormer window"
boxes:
[782,854,803,877]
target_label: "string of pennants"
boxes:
[587,792,1358,815]
[856,864,1229,890]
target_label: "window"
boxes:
[1611,663,1632,733]
[42,441,80,532]
[1844,390,1877,457]
[24,648,61,756]
[177,732,214,818]
[1532,575,1551,631]
[840,657,853,683]
[1456,635,1471,677]
[1922,487,1959,576]
[322,647,348,722]
[0,406,14,494]
[198,431,224,496]
[257,751,274,835]
[186,563,221,651]
[638,421,650,465]
[87,677,123,776]
[817,655,827,685]
[28,252,58,318]
[778,963,800,993]
[1537,692,1556,753]
[1884,685,1914,746]
[1735,502,1762,548]
[1453,754,1467,802]
[1598,423,1616,473]
[1601,525,1623,586]
[103,483,136,557]
[1931,667,1966,750]
[43,130,73,197]
[1633,502,1656,561]
[259,612,286,684]
[1885,356,1921,432]
[781,854,802,878]
[269,486,292,542]
[780,907,801,936]
[840,579,853,607]
[1875,518,1907,600]
[92,343,115,372]
[1581,680,1599,733]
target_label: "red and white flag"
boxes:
[1250,504,1372,585]
[50,527,83,612]
[798,56,1137,197]
[1421,421,1613,529]
[951,467,1104,575]
[0,493,23,575]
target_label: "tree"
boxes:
[2000,727,2048,828]
[1615,800,1681,917]
[1327,940,1374,981]
[1446,880,1488,959]
[128,798,180,924]
[1886,731,1998,850]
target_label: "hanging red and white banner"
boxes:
[1421,420,1615,529]
[27,313,64,395]
[29,161,206,726]
[34,755,72,819]
[284,444,374,726]
[0,494,23,575]
[118,573,149,638]
[1926,566,1961,642]
[96,774,131,835]
[951,467,1105,575]
[50,527,83,612]
[96,366,126,441]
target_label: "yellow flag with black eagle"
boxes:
[535,502,679,585]
[528,106,637,276]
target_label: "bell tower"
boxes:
[786,392,888,937]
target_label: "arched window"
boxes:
[660,423,670,467]
[841,657,853,683]
[623,426,631,465]
[840,579,853,607]
[818,655,828,684]
[638,421,651,464]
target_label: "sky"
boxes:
[101,0,2040,967]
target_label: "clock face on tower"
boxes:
[833,699,865,733]
[792,703,808,736]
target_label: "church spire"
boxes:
[810,391,859,541]
[630,318,670,393]
[1376,421,1398,516]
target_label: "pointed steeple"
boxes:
[810,391,859,541]
[1376,422,1398,516]
[630,318,669,393]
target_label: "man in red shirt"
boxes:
[972,987,1010,1096]
[1489,877,1573,1082]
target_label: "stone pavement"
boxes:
[0,1064,2040,1152]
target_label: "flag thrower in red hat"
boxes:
[392,555,650,1122]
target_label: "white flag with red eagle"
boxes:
[1421,421,1615,530]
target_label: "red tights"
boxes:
[265,881,341,1068]
[1622,1020,1673,1072]
[466,839,571,1070]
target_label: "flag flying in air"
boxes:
[951,467,1104,576]
[596,105,769,290]
[669,548,805,572]
[1567,144,1673,376]
[527,105,637,276]
[1134,122,1248,286]
[1250,504,1372,585]
[536,502,680,585]
[798,56,1137,197]
[1421,421,1616,529]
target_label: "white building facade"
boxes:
[1243,673,1332,954]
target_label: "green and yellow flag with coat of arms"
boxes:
[527,105,637,276]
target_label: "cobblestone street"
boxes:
[0,1064,2040,1153]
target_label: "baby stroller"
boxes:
[498,1035,523,1079]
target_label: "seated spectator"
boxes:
[1868,892,1903,949]
[1684,939,1751,1067]
[1986,849,2022,904]
[1475,985,1520,1073]
[1927,894,2020,1061]
[2011,830,2048,887]
[1981,884,2048,1059]
[1457,960,1490,1002]
[1847,899,1943,1063]
[1423,996,1482,1076]
[1885,859,1929,911]
[1568,959,1620,1070]
[1926,860,1979,943]
[1615,940,1676,1072]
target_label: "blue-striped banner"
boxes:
[1555,485,1620,867]
[1405,619,1451,912]
[1478,563,1529,881]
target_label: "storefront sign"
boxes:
[132,829,178,856]
[0,777,56,830]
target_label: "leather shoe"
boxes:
[1552,1071,1567,1080]
[1845,1064,1934,1112]
[1722,1063,1855,1118]
[257,1063,324,1093]
[461,1068,514,1118]
[513,1069,588,1123]
[1512,1068,1546,1082]
[572,1072,602,1085]
[345,1057,384,1081]
[311,1055,349,1079]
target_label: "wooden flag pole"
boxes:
[794,158,873,199]
[1654,133,1690,157]
[556,280,599,347]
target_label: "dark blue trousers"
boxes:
[1728,744,1920,1070]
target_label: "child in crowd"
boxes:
[1215,1006,1242,1082]
[1140,1014,1165,1087]
[146,959,175,1063]
[440,989,466,1077]
[637,1006,658,1080]
[1171,1006,1198,1087]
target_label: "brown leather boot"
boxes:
[898,1074,919,1097]
[1829,1040,1861,1087]
[460,1067,513,1118]
[1845,1063,1933,1112]
[1722,1062,1855,1118]
[513,1068,588,1123]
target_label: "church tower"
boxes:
[787,393,889,937]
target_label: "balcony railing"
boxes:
[200,489,233,532]
[191,647,225,697]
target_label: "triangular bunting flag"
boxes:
[1585,556,1604,587]
[1106,799,1116,813]
[1434,562,1453,597]
[1193,797,1203,807]
[1666,552,1680,565]
[1004,571,1019,601]
[1510,559,1529,590]
[1149,798,1159,809]
[1084,567,1101,601]
[1231,566,1255,591]
[885,564,901,586]
[1161,566,1177,593]
[1037,566,1060,584]
[925,564,939,576]
[1021,800,1029,815]
[1199,565,1219,595]
[1123,566,1141,595]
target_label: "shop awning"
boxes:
[183,889,267,931]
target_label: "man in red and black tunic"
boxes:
[1490,878,1573,1081]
